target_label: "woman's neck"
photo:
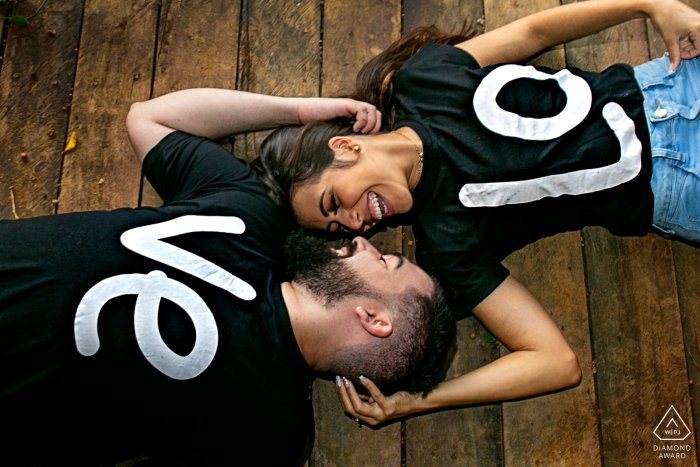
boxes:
[392,127,424,190]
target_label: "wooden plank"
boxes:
[0,0,83,219]
[485,0,565,68]
[647,2,700,463]
[405,319,503,466]
[563,4,696,463]
[311,2,403,466]
[140,0,242,207]
[502,234,601,467]
[234,0,320,163]
[400,1,504,466]
[57,0,158,213]
[404,0,484,35]
[673,241,700,465]
[583,230,695,465]
[480,1,601,465]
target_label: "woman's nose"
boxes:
[342,208,364,232]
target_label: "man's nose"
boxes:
[351,237,378,255]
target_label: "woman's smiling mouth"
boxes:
[368,191,389,221]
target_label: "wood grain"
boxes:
[404,0,484,35]
[583,230,696,466]
[563,4,695,463]
[405,319,503,466]
[485,0,565,68]
[311,2,403,466]
[0,0,83,219]
[140,0,242,207]
[483,1,601,465]
[234,0,320,163]
[57,0,158,213]
[400,1,504,465]
[673,241,700,465]
[321,0,400,97]
[647,2,700,463]
[502,233,601,467]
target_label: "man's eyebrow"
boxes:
[390,253,405,269]
[319,189,328,217]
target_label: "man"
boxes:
[0,90,454,466]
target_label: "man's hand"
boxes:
[647,0,700,71]
[294,98,382,134]
[336,375,422,426]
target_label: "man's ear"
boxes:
[329,136,360,164]
[355,305,393,338]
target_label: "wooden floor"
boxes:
[2,0,700,465]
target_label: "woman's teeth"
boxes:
[370,192,387,220]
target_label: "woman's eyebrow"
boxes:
[319,189,329,217]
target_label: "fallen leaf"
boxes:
[8,16,29,25]
[47,129,55,136]
[62,132,77,154]
[483,331,496,343]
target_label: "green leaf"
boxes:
[8,15,29,25]
[483,331,496,344]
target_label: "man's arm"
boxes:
[458,0,700,70]
[337,276,582,425]
[126,89,382,163]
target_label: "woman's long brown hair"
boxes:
[253,24,475,207]
[347,24,475,128]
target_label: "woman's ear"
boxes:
[329,136,360,163]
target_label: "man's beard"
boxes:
[284,230,378,306]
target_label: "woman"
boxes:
[253,0,700,424]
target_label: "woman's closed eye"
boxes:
[330,194,339,213]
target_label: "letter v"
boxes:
[120,215,256,300]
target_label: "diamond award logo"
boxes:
[654,406,691,441]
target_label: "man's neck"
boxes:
[281,281,322,370]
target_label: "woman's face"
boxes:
[291,143,414,234]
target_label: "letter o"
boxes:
[473,65,592,140]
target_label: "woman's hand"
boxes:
[294,98,382,133]
[647,0,700,71]
[336,376,423,426]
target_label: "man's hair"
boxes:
[283,230,455,396]
[326,281,455,397]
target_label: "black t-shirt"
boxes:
[0,132,312,466]
[393,43,653,319]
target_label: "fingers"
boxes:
[664,33,682,72]
[359,375,388,405]
[349,102,381,134]
[335,376,383,426]
[336,376,357,416]
[371,110,383,133]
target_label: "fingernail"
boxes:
[342,376,349,388]
[336,376,341,387]
[359,375,365,380]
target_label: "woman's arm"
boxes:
[126,89,381,163]
[459,0,700,70]
[337,276,582,425]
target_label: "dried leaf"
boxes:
[8,16,29,25]
[62,132,77,154]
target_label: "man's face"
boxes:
[284,231,433,305]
